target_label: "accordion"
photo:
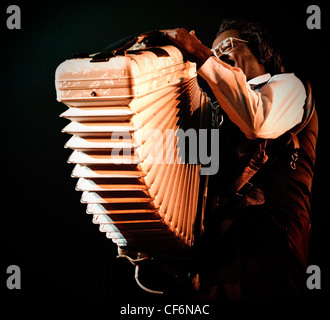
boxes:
[55,36,211,264]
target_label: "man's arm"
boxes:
[198,56,306,139]
[161,28,213,68]
[162,28,306,140]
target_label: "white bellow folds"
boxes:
[55,45,210,256]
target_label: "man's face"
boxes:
[212,29,265,81]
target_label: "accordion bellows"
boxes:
[55,45,210,257]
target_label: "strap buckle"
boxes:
[290,150,299,170]
[211,101,224,129]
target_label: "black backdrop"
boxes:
[2,0,328,309]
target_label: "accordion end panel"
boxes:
[55,44,211,262]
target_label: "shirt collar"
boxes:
[247,73,271,85]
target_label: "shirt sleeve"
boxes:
[198,56,306,139]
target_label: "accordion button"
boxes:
[90,91,97,97]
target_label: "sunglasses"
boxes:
[211,37,249,59]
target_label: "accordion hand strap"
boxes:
[90,30,169,62]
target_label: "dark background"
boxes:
[1,0,328,310]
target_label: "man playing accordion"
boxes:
[163,18,318,299]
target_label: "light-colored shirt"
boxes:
[198,56,306,139]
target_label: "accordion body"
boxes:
[55,44,211,260]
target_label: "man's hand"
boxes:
[161,28,213,68]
